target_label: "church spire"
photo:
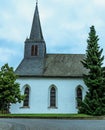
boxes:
[29,2,44,42]
[36,0,38,5]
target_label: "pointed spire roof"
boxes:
[29,2,44,41]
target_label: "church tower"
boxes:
[25,2,46,58]
[15,2,46,76]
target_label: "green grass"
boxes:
[0,113,94,119]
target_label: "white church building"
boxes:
[11,2,88,114]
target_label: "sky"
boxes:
[0,0,105,69]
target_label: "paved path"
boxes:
[0,122,12,130]
[0,118,105,130]
[0,120,29,130]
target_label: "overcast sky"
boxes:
[0,0,105,69]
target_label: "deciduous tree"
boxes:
[0,64,24,113]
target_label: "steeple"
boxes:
[15,1,46,76]
[24,2,46,59]
[29,2,44,42]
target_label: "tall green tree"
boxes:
[0,64,24,113]
[78,26,105,116]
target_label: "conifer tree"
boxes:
[78,26,105,116]
[0,64,24,113]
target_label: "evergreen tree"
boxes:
[0,64,24,113]
[78,26,105,116]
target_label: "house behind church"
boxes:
[10,2,88,114]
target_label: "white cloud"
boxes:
[0,0,105,67]
[0,48,17,63]
[93,0,105,7]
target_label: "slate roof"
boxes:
[29,3,44,42]
[15,57,44,76]
[15,54,88,77]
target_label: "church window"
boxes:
[31,45,34,56]
[23,87,30,107]
[76,86,82,107]
[50,87,56,107]
[35,45,38,56]
[31,45,38,56]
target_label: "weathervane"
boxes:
[36,0,38,5]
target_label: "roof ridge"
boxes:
[46,53,85,55]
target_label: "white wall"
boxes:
[10,77,87,114]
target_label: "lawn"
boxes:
[0,113,98,119]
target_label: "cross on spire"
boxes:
[36,0,38,5]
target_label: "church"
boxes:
[10,2,88,114]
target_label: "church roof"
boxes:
[15,54,88,77]
[44,54,87,77]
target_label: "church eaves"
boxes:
[29,2,44,42]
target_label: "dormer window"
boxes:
[31,45,38,56]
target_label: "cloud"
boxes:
[93,0,105,7]
[0,48,16,63]
[0,0,105,67]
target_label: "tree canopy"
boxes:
[0,63,24,113]
[78,26,105,116]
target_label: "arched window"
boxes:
[23,87,30,107]
[31,45,38,56]
[76,86,82,107]
[31,45,34,56]
[50,87,56,107]
[35,45,38,56]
